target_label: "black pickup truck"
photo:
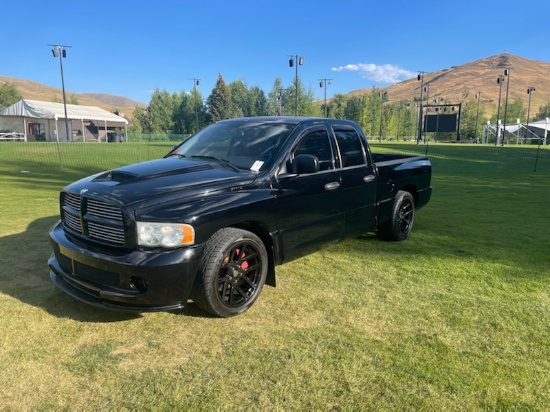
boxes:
[49,117,431,317]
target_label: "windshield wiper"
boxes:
[164,153,186,159]
[188,155,241,171]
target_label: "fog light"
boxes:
[130,277,149,292]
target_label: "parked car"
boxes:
[48,117,432,317]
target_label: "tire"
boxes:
[378,190,415,241]
[192,228,268,317]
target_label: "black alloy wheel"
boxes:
[192,228,268,317]
[378,190,416,241]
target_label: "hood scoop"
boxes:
[93,161,215,183]
[105,170,138,182]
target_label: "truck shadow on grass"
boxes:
[0,216,209,322]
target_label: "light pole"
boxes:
[417,71,425,143]
[433,97,444,142]
[474,92,481,143]
[288,55,303,116]
[526,87,535,144]
[496,74,505,145]
[318,78,332,117]
[422,84,430,143]
[189,78,200,133]
[49,44,71,142]
[502,68,511,146]
[378,90,387,142]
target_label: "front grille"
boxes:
[61,192,126,246]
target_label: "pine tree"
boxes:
[207,73,233,122]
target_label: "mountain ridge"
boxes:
[346,53,550,117]
[0,75,147,114]
[2,53,549,118]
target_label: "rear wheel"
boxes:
[192,228,268,317]
[378,190,415,241]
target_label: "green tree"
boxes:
[229,79,249,118]
[266,78,285,115]
[0,82,22,110]
[535,101,550,120]
[171,91,188,134]
[400,103,417,141]
[147,89,176,133]
[285,76,317,116]
[69,93,79,105]
[353,93,375,137]
[458,100,479,141]
[344,96,363,123]
[207,73,233,122]
[329,93,348,119]
[129,107,146,135]
[503,97,525,125]
[249,86,267,116]
[299,83,320,117]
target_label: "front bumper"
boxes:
[48,221,204,312]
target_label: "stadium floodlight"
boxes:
[288,55,304,116]
[318,78,332,117]
[47,44,72,143]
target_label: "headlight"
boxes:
[136,222,195,247]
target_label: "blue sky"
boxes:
[2,0,548,104]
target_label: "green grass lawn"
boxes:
[0,141,549,409]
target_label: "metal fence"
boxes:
[1,137,549,178]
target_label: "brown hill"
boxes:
[81,93,147,110]
[347,53,550,118]
[0,75,147,115]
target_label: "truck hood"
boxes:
[65,158,257,207]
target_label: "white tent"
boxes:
[483,118,549,145]
[0,99,128,142]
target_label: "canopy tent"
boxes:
[0,99,128,142]
[482,118,549,145]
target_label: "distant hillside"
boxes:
[0,75,147,115]
[81,93,147,110]
[346,53,550,117]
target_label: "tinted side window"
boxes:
[334,128,366,167]
[294,130,334,170]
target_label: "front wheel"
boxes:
[192,228,268,317]
[378,190,415,241]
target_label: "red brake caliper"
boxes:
[237,248,249,270]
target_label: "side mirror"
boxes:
[291,154,319,175]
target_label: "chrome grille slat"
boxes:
[87,199,123,221]
[61,192,126,246]
[64,193,81,211]
[64,212,82,232]
[88,222,125,243]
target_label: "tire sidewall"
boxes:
[391,191,415,241]
[198,228,268,317]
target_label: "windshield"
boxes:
[169,120,295,172]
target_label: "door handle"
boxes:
[363,175,375,183]
[324,182,340,191]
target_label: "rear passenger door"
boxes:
[332,124,377,236]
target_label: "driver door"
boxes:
[275,126,343,262]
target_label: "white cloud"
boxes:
[331,63,416,84]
